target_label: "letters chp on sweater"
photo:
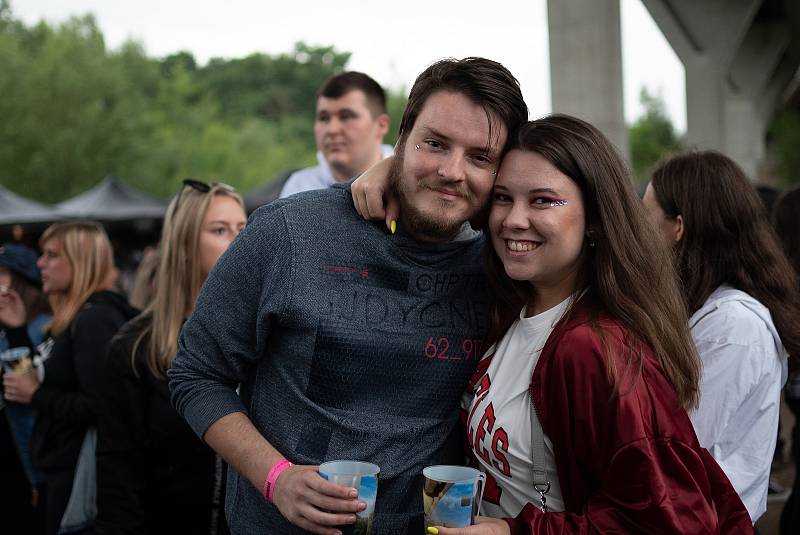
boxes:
[504,294,753,535]
[169,184,489,534]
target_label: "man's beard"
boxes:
[388,142,477,242]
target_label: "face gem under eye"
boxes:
[550,199,568,207]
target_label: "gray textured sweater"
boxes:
[169,184,489,534]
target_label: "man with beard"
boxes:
[169,57,527,535]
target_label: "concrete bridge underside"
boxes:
[548,0,800,180]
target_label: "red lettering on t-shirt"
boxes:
[467,375,492,436]
[474,403,495,464]
[491,427,511,476]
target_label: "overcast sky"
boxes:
[13,0,686,131]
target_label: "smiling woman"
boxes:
[457,115,751,535]
[488,149,585,314]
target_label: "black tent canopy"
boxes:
[0,185,61,225]
[55,176,167,221]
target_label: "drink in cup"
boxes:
[319,460,379,535]
[1,347,33,374]
[423,465,485,530]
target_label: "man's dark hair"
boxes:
[397,57,528,151]
[318,71,387,116]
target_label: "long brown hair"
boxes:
[486,115,700,409]
[650,151,800,358]
[39,221,116,335]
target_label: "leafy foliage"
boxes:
[628,88,683,184]
[0,2,404,202]
[768,110,800,185]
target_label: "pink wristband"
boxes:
[263,459,293,503]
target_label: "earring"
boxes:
[587,231,596,247]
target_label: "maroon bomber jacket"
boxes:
[505,295,752,535]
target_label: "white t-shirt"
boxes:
[466,298,571,518]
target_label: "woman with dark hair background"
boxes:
[773,185,800,535]
[643,151,800,525]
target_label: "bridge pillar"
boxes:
[548,0,629,159]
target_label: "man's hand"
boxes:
[272,464,365,535]
[351,156,400,232]
[430,516,511,535]
[0,284,27,328]
[203,413,365,535]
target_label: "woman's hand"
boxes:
[350,156,401,232]
[0,285,27,328]
[429,516,511,535]
[3,368,40,404]
[272,464,366,535]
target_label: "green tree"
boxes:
[768,109,800,185]
[0,11,158,202]
[0,2,404,203]
[197,42,350,123]
[629,88,682,183]
[384,89,407,146]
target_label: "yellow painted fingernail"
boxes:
[390,220,397,235]
[427,528,439,535]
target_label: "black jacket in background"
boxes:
[95,316,228,535]
[27,290,137,473]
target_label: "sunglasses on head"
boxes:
[172,178,236,216]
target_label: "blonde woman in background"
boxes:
[3,221,137,535]
[95,180,246,535]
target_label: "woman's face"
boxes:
[37,239,73,295]
[642,182,683,245]
[198,195,247,279]
[489,149,586,309]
